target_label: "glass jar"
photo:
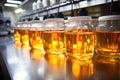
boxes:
[29,20,44,50]
[14,22,22,46]
[65,16,95,60]
[43,18,65,54]
[96,15,120,58]
[20,22,30,48]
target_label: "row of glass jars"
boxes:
[14,15,120,60]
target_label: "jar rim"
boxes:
[30,20,43,24]
[68,16,92,20]
[99,15,120,20]
[22,21,30,24]
[45,18,64,22]
[16,22,23,26]
[22,21,30,27]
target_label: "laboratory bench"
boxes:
[0,35,120,80]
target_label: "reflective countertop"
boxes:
[0,35,120,80]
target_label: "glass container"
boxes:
[43,18,65,54]
[96,15,120,58]
[14,22,22,46]
[65,16,95,60]
[29,20,44,50]
[20,22,30,48]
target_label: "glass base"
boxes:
[96,50,120,59]
[67,53,94,60]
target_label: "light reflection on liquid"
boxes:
[30,49,45,64]
[66,58,94,80]
[93,55,120,80]
[44,54,66,80]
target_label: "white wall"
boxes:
[3,7,17,27]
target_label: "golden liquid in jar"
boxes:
[96,31,120,58]
[65,29,95,60]
[43,30,65,54]
[29,30,43,49]
[20,29,29,47]
[14,28,21,45]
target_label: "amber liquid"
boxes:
[65,29,95,60]
[43,30,65,54]
[14,28,21,45]
[29,30,43,49]
[20,29,29,47]
[96,31,120,58]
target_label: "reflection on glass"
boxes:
[66,58,94,80]
[94,56,120,80]
[44,54,66,80]
[30,49,45,64]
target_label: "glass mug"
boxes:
[65,16,95,60]
[29,20,44,50]
[96,15,120,58]
[43,18,65,54]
